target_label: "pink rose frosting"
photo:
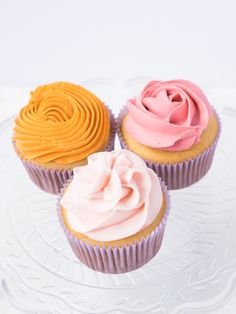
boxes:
[61,150,163,241]
[125,80,212,151]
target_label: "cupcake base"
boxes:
[13,109,116,195]
[57,180,170,274]
[117,107,221,190]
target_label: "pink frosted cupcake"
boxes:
[117,80,221,189]
[58,150,170,274]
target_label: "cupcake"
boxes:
[117,80,221,189]
[13,82,116,194]
[58,150,170,274]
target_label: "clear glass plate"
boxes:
[0,79,236,314]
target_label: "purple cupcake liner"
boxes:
[57,180,170,274]
[117,107,221,190]
[13,108,116,195]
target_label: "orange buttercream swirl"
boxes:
[13,82,110,165]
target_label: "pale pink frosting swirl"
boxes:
[61,150,163,241]
[125,80,212,151]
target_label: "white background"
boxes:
[0,0,236,88]
[0,0,236,313]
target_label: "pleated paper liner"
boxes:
[57,179,170,274]
[13,108,116,194]
[117,107,221,190]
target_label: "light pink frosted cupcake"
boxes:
[117,80,221,189]
[58,150,170,274]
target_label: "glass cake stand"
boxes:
[0,79,236,314]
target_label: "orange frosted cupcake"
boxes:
[13,82,116,194]
[58,150,170,274]
[117,80,221,189]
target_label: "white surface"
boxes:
[0,83,236,314]
[0,0,236,89]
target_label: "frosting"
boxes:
[14,82,110,164]
[125,80,212,151]
[61,150,163,241]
